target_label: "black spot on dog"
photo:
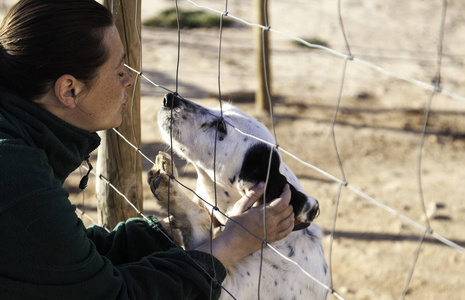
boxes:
[238,143,309,216]
[224,191,229,198]
[246,271,250,276]
[229,175,236,184]
[287,245,295,257]
[305,228,318,242]
[217,119,227,134]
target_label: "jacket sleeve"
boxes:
[85,217,228,299]
[85,216,175,265]
[0,145,226,300]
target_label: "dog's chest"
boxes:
[218,234,328,300]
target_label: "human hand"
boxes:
[158,216,184,246]
[196,183,294,268]
[226,182,295,248]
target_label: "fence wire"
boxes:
[72,0,465,299]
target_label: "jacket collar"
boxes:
[0,89,101,183]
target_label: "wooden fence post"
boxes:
[254,0,271,112]
[96,0,142,230]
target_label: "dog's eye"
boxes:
[217,119,227,135]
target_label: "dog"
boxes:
[148,93,329,299]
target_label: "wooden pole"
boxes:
[254,0,271,112]
[96,0,142,230]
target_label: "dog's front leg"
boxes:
[147,152,212,249]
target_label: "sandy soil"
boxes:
[135,2,465,299]
[2,1,464,299]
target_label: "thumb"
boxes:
[233,182,265,213]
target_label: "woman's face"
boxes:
[75,25,134,132]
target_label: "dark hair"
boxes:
[0,0,114,100]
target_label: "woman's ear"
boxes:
[54,74,84,108]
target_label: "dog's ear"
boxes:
[238,143,308,214]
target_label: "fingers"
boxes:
[264,184,294,242]
[158,217,183,245]
[238,184,294,244]
[275,209,295,240]
[232,182,265,213]
[267,184,292,213]
[233,182,291,215]
[218,183,295,262]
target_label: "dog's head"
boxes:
[158,93,320,228]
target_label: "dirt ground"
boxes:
[3,0,464,299]
[137,1,465,299]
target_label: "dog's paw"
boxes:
[147,151,179,206]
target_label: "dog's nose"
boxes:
[307,202,320,222]
[163,93,181,109]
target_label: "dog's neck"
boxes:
[194,167,242,225]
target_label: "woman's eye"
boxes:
[118,72,125,77]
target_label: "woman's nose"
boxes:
[125,67,135,87]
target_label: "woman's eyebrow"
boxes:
[115,53,126,69]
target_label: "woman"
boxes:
[0,0,295,299]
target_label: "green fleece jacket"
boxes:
[0,88,226,299]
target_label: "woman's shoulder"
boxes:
[0,132,59,205]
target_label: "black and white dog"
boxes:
[148,93,329,299]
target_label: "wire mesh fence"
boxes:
[2,0,462,299]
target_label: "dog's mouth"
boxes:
[293,219,311,231]
[213,214,311,232]
[293,202,319,231]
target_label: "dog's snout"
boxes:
[163,93,181,109]
[308,202,320,221]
